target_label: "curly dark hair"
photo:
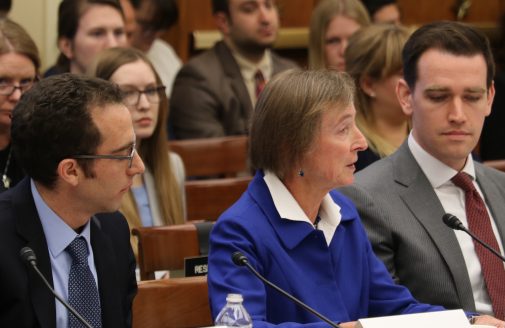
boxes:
[11,73,124,188]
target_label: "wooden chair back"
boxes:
[133,276,213,328]
[185,176,252,221]
[133,223,206,280]
[169,135,249,178]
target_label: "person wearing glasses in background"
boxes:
[0,18,40,193]
[90,47,186,257]
[0,73,144,327]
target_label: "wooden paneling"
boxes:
[163,0,505,63]
[397,0,505,25]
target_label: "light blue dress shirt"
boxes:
[132,184,154,227]
[31,180,100,328]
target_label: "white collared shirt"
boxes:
[409,134,503,315]
[263,171,341,245]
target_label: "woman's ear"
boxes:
[360,76,376,98]
[58,37,74,60]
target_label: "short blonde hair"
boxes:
[309,0,370,69]
[345,24,411,157]
[250,69,355,178]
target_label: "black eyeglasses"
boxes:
[72,144,136,168]
[0,78,38,96]
[120,86,166,107]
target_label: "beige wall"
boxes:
[10,0,60,72]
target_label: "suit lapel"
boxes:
[90,217,121,327]
[476,165,505,245]
[393,145,476,310]
[14,178,56,328]
[215,41,254,124]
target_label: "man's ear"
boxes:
[58,37,74,60]
[57,159,80,187]
[214,12,231,35]
[397,78,414,117]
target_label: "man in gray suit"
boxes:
[169,0,297,139]
[341,21,505,323]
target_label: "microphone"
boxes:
[442,213,505,262]
[231,251,341,328]
[19,247,94,328]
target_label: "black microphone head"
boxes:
[232,251,248,266]
[442,213,464,231]
[19,247,37,265]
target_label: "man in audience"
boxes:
[169,0,297,139]
[341,21,505,321]
[0,74,144,327]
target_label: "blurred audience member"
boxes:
[0,18,39,193]
[170,0,297,139]
[119,0,136,43]
[91,47,186,255]
[309,0,370,71]
[123,0,182,97]
[345,24,411,171]
[44,0,127,76]
[361,0,401,25]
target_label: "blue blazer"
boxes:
[208,172,444,327]
[0,178,137,327]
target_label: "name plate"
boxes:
[356,309,470,328]
[184,255,208,277]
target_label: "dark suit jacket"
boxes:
[0,178,137,327]
[169,41,298,139]
[340,142,505,312]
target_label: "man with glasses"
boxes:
[0,73,144,327]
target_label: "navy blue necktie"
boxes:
[66,237,102,328]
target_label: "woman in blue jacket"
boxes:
[207,69,445,327]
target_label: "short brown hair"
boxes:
[250,69,355,178]
[403,21,495,89]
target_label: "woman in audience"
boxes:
[44,0,127,76]
[207,69,445,327]
[309,0,370,71]
[0,18,39,192]
[345,24,411,171]
[90,47,185,254]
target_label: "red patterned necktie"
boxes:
[452,172,505,319]
[254,70,266,100]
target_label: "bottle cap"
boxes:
[226,293,243,303]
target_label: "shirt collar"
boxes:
[408,133,475,188]
[263,171,342,229]
[232,48,273,81]
[31,179,92,258]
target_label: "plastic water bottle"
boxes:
[214,293,252,327]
